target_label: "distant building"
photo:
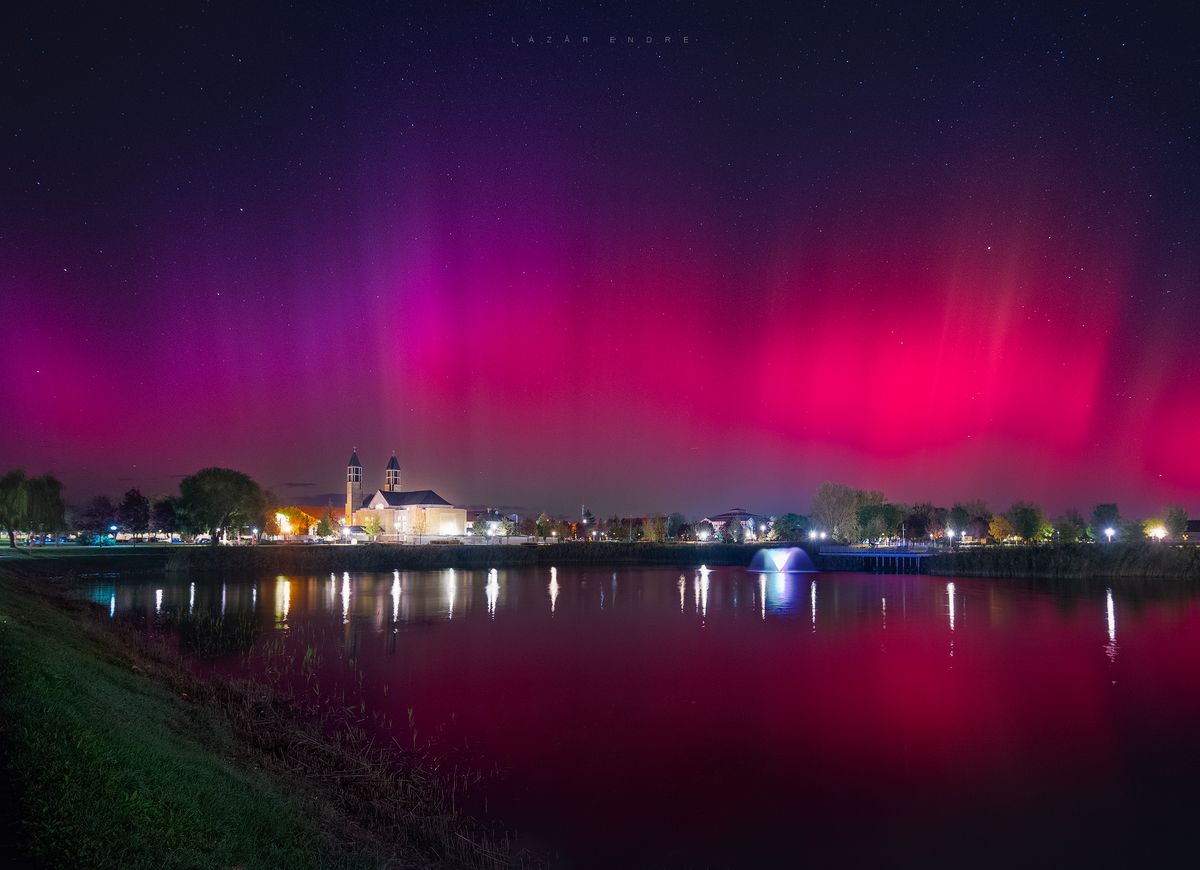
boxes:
[345,450,466,540]
[702,507,770,538]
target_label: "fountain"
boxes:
[748,547,817,573]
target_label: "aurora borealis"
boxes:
[3,2,1197,515]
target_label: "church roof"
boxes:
[366,489,452,508]
[348,450,361,468]
[386,453,400,470]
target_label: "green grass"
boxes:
[0,573,363,869]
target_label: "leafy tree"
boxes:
[947,504,972,535]
[410,509,427,543]
[1005,502,1044,543]
[720,518,744,543]
[517,517,536,537]
[362,515,382,538]
[582,508,596,529]
[535,512,552,542]
[1090,504,1120,539]
[694,520,715,541]
[988,514,1014,543]
[25,475,66,539]
[677,522,694,541]
[857,503,904,542]
[80,496,118,536]
[770,512,808,541]
[117,488,151,540]
[1164,506,1188,541]
[644,514,667,543]
[501,518,516,540]
[904,503,946,540]
[315,513,334,538]
[151,497,178,534]
[1053,509,1088,543]
[0,469,29,547]
[810,482,861,541]
[471,516,489,537]
[1118,518,1144,542]
[177,467,267,545]
[666,512,688,539]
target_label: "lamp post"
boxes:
[1105,527,1115,544]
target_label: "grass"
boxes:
[0,569,529,868]
[0,572,340,869]
[925,542,1200,580]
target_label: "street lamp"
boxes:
[1105,527,1115,543]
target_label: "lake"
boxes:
[89,566,1200,866]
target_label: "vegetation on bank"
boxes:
[926,543,1200,580]
[0,568,529,868]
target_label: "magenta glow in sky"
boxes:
[3,2,1197,516]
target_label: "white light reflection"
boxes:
[252,584,257,610]
[221,583,227,616]
[810,580,817,631]
[947,582,956,659]
[341,572,351,624]
[549,567,559,615]
[759,574,766,620]
[391,571,401,624]
[445,569,457,620]
[274,576,290,627]
[486,568,499,618]
[697,565,710,619]
[189,582,195,615]
[1105,587,1118,662]
[679,576,686,613]
[155,588,163,615]
[329,572,337,607]
[882,597,887,628]
[109,594,115,619]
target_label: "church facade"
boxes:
[345,450,467,540]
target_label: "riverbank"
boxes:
[0,565,530,868]
[925,543,1200,580]
[2,541,774,579]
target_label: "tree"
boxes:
[535,512,552,542]
[315,513,334,538]
[117,488,150,540]
[1053,509,1088,544]
[905,503,946,540]
[770,512,808,541]
[582,508,596,529]
[501,518,516,540]
[1005,502,1044,543]
[151,497,178,534]
[721,518,744,543]
[1164,506,1188,541]
[947,504,972,536]
[1090,504,1120,540]
[0,470,29,548]
[25,475,66,539]
[666,512,688,539]
[694,520,715,541]
[362,515,382,538]
[857,503,904,543]
[988,514,1014,543]
[177,467,267,545]
[80,496,117,537]
[810,482,861,541]
[411,509,427,543]
[643,514,667,542]
[471,516,489,538]
[517,517,536,537]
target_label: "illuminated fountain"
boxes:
[748,547,816,573]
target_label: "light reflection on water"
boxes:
[89,568,1200,868]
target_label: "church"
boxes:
[345,450,467,540]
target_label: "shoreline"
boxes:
[0,564,532,868]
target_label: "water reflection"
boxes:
[274,576,290,627]
[445,569,457,620]
[189,581,195,615]
[109,593,115,619]
[549,567,559,615]
[759,574,766,620]
[391,571,401,625]
[155,588,162,615]
[1106,587,1118,662]
[341,572,351,624]
[810,580,817,631]
[487,569,500,618]
[679,576,686,613]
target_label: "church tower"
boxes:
[385,452,401,492]
[346,449,362,525]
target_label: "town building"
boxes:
[345,450,466,540]
[701,507,771,538]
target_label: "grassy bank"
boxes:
[926,543,1200,580]
[0,567,527,868]
[2,541,775,578]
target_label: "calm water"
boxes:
[89,567,1200,866]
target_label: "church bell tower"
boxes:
[385,452,401,492]
[346,449,362,525]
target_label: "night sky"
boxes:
[4,2,1197,516]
